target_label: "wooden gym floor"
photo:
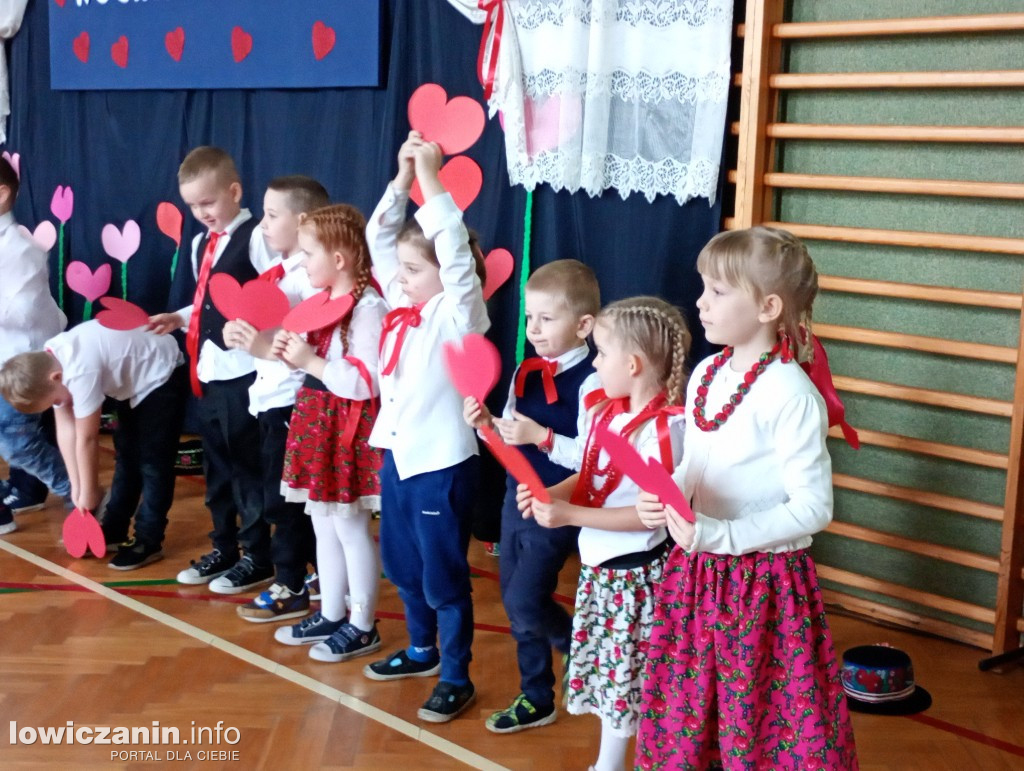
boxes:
[1,444,1023,769]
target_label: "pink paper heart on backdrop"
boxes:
[442,332,501,404]
[66,262,111,302]
[95,296,150,331]
[156,201,183,245]
[524,93,582,156]
[209,274,290,331]
[50,185,74,223]
[17,222,57,251]
[480,425,551,504]
[482,248,514,300]
[62,507,106,559]
[2,151,20,178]
[101,220,141,263]
[409,155,482,211]
[408,83,486,155]
[283,290,354,334]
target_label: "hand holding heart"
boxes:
[272,329,315,370]
[223,319,261,354]
[462,396,493,431]
[493,410,546,446]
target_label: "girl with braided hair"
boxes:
[517,296,690,771]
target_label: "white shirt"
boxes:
[0,211,66,365]
[367,186,490,479]
[676,355,833,555]
[47,321,182,419]
[175,209,277,384]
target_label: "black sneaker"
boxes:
[101,522,129,554]
[486,693,557,733]
[108,539,164,571]
[363,649,441,681]
[417,681,476,723]
[176,549,238,585]
[208,554,274,595]
[0,503,15,535]
[3,485,47,514]
[274,610,346,646]
[310,622,382,663]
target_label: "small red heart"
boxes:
[72,31,89,63]
[62,508,106,559]
[480,426,551,504]
[312,20,335,61]
[483,248,514,300]
[442,333,501,404]
[209,274,290,332]
[283,291,354,334]
[54,0,67,7]
[95,297,150,331]
[111,35,128,68]
[231,26,253,63]
[408,84,486,156]
[165,27,185,62]
[409,155,483,211]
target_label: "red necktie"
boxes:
[515,357,558,404]
[379,303,425,376]
[185,231,223,397]
[258,263,285,284]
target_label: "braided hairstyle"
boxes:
[298,204,373,354]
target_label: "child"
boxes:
[518,296,689,771]
[634,227,858,770]
[148,146,277,589]
[362,132,489,723]
[463,259,601,733]
[0,322,187,569]
[0,156,70,534]
[224,176,328,612]
[271,203,388,661]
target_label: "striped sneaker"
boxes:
[237,583,310,623]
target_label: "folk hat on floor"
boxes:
[840,644,932,716]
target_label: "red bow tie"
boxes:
[258,263,286,284]
[379,303,425,376]
[515,357,558,404]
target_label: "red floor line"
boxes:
[906,712,1024,758]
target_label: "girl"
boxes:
[361,133,489,724]
[518,297,690,771]
[634,227,858,770]
[271,204,389,664]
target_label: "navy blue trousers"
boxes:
[379,451,478,684]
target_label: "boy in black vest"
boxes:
[463,259,601,733]
[149,146,277,590]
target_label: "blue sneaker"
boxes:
[274,610,345,646]
[3,485,47,514]
[237,583,310,623]
[309,622,381,663]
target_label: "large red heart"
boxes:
[442,333,500,404]
[408,83,485,156]
[231,26,253,63]
[480,426,551,504]
[312,20,335,61]
[283,290,354,334]
[96,297,150,331]
[72,31,89,63]
[409,155,482,211]
[209,274,289,331]
[165,27,185,62]
[482,248,514,300]
[111,35,128,68]
[62,508,106,559]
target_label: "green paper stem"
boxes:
[169,245,180,281]
[57,222,65,311]
[515,189,534,365]
[121,262,128,300]
[83,299,93,321]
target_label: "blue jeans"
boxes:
[0,395,70,498]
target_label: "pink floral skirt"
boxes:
[635,549,858,770]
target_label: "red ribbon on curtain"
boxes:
[476,0,505,100]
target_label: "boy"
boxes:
[223,176,327,611]
[148,146,276,589]
[0,321,186,568]
[464,259,601,732]
[0,155,70,534]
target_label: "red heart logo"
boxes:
[409,155,482,211]
[231,26,253,63]
[209,274,290,332]
[480,426,551,504]
[442,333,501,404]
[72,31,89,63]
[54,0,67,7]
[111,35,128,68]
[282,291,354,334]
[408,83,485,155]
[482,248,514,300]
[312,20,335,61]
[165,27,185,62]
[96,297,150,331]
[62,508,106,559]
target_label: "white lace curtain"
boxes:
[448,0,733,205]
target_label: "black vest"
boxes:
[196,218,260,351]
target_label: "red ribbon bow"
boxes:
[476,0,504,101]
[800,335,860,449]
[515,357,558,404]
[339,355,378,450]
[379,303,424,376]
[258,263,286,284]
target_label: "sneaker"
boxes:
[208,554,274,595]
[108,539,163,571]
[0,504,16,535]
[101,522,129,553]
[484,541,500,557]
[417,681,476,723]
[486,693,557,734]
[237,583,310,623]
[176,549,237,585]
[363,649,441,681]
[274,610,345,646]
[310,622,381,663]
[3,486,47,514]
[304,572,321,601]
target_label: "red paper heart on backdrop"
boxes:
[72,31,89,63]
[482,248,514,300]
[165,27,185,61]
[409,156,482,211]
[111,35,129,68]
[442,333,500,404]
[480,426,551,504]
[312,20,335,61]
[231,26,253,62]
[407,83,485,156]
[283,290,354,334]
[54,0,67,8]
[156,202,183,245]
[62,508,106,559]
[209,274,289,331]
[96,297,150,331]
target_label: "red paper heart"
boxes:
[409,156,482,212]
[283,290,354,334]
[480,426,551,504]
[312,20,335,61]
[72,31,89,63]
[96,297,150,331]
[156,202,183,245]
[209,274,290,332]
[231,26,253,63]
[442,333,500,404]
[111,35,128,68]
[408,83,485,156]
[482,248,514,300]
[55,0,67,7]
[165,26,185,62]
[62,508,106,559]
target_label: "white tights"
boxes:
[311,509,378,631]
[592,718,630,771]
